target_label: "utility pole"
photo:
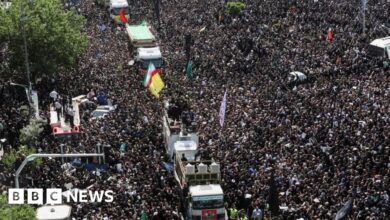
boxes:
[362,0,367,36]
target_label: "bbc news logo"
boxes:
[8,188,114,204]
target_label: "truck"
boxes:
[49,95,87,138]
[125,23,164,74]
[367,37,390,60]
[163,100,226,220]
[109,0,129,23]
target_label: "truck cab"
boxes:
[109,0,129,23]
[189,185,225,220]
[174,148,225,220]
[136,47,163,75]
[368,37,390,59]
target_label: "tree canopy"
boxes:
[0,0,87,80]
[0,195,35,220]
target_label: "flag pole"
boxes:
[362,0,367,36]
[219,83,229,155]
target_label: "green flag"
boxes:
[140,19,147,26]
[186,60,193,79]
[140,210,147,220]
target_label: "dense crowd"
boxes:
[1,0,390,219]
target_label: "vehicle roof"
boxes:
[174,140,197,152]
[96,105,115,111]
[370,37,390,48]
[36,205,72,220]
[189,184,224,197]
[137,47,162,59]
[126,24,156,41]
[110,0,128,7]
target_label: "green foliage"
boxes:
[0,0,87,80]
[18,105,30,118]
[1,149,17,170]
[226,1,246,15]
[0,195,36,220]
[19,118,46,146]
[2,145,42,171]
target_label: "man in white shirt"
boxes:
[55,101,62,121]
[251,206,262,220]
[67,105,75,128]
[49,90,58,104]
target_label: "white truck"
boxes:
[368,37,390,59]
[136,47,163,70]
[49,95,87,138]
[163,101,226,220]
[125,23,164,74]
[109,0,129,23]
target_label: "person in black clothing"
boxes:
[181,153,187,162]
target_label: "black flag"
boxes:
[185,33,192,63]
[154,0,160,27]
[267,172,280,216]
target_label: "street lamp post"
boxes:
[20,0,33,94]
[15,153,105,188]
[9,81,40,119]
[9,82,31,104]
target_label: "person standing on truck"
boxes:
[67,105,75,128]
[49,89,58,104]
[181,153,188,162]
[54,100,62,121]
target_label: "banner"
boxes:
[219,90,227,127]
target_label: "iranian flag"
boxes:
[143,62,158,88]
[120,8,128,24]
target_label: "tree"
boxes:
[19,118,46,146]
[1,145,42,171]
[0,0,87,81]
[0,195,36,220]
[226,1,246,15]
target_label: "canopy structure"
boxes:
[370,36,390,49]
[125,24,156,48]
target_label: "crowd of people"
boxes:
[1,0,390,219]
